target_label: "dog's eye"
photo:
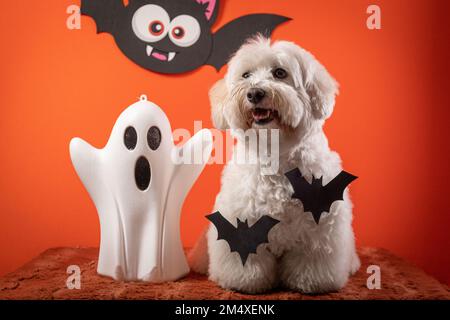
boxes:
[242,72,251,79]
[273,68,288,79]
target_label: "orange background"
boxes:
[0,0,449,285]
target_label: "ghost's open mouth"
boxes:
[251,108,278,125]
[135,156,151,191]
[146,45,177,62]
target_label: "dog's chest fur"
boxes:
[214,143,346,257]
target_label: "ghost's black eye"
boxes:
[273,68,288,79]
[242,72,251,79]
[147,126,161,150]
[124,127,138,150]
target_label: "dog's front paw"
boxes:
[208,242,277,294]
[280,250,349,294]
[210,258,277,294]
[282,271,347,294]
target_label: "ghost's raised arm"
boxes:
[171,129,213,199]
[161,129,213,280]
[69,138,103,201]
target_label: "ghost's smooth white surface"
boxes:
[70,95,213,282]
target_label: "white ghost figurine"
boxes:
[69,95,213,282]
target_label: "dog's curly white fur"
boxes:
[189,37,360,294]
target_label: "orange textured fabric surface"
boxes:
[0,247,448,300]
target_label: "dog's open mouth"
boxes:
[251,108,278,125]
[146,45,176,62]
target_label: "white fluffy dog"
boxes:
[189,37,360,294]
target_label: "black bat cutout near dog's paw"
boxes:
[285,168,358,225]
[206,211,280,266]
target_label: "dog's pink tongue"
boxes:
[152,52,167,61]
[253,109,270,121]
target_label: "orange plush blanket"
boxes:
[0,247,448,300]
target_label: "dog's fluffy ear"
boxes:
[299,49,339,120]
[209,79,230,130]
[282,42,339,120]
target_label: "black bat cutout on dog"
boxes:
[81,0,291,74]
[285,169,358,224]
[206,211,280,266]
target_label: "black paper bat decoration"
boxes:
[206,211,280,265]
[81,0,290,74]
[285,169,358,225]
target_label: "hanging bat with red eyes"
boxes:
[81,0,290,74]
[285,168,358,224]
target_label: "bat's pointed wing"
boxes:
[285,168,315,209]
[206,211,238,245]
[207,14,291,71]
[207,212,279,266]
[286,169,357,225]
[207,212,248,264]
[81,0,124,34]
[237,216,279,265]
[285,169,326,224]
[247,216,280,251]
[312,212,322,225]
[321,171,358,212]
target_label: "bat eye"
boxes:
[132,5,170,43]
[149,20,164,36]
[147,126,161,151]
[124,126,138,150]
[273,68,288,79]
[171,27,185,40]
[169,15,201,47]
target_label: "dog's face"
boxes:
[210,37,338,141]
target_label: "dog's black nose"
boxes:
[247,88,265,104]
